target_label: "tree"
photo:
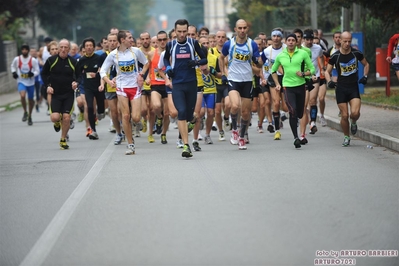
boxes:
[35,0,154,44]
[329,0,399,30]
[228,0,338,37]
[127,0,154,37]
[0,0,37,41]
[35,0,82,40]
[0,0,37,26]
[175,0,204,28]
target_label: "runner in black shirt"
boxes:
[76,37,105,140]
[41,39,78,149]
[325,31,369,147]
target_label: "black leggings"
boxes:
[85,88,105,131]
[283,85,306,139]
[34,81,41,102]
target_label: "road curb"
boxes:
[0,101,21,113]
[323,115,399,153]
[325,94,399,110]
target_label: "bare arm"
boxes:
[218,53,227,76]
[361,58,369,76]
[324,64,333,83]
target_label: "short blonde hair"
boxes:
[47,40,58,51]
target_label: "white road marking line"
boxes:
[20,140,116,266]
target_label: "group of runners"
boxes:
[12,18,399,157]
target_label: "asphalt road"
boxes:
[1,106,398,266]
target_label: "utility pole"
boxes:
[32,14,36,39]
[341,7,351,32]
[72,24,76,44]
[311,0,317,29]
[353,4,361,32]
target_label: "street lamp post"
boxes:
[72,25,81,44]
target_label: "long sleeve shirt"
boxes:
[163,38,207,84]
[10,55,40,87]
[271,47,315,87]
[41,55,77,95]
[75,53,101,91]
[387,33,399,63]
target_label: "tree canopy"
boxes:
[228,0,341,36]
[329,0,398,29]
[176,0,204,28]
[0,0,37,27]
[228,0,398,35]
[35,0,153,44]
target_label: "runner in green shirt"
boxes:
[271,34,316,148]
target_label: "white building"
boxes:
[203,0,235,34]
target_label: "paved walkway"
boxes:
[1,89,398,152]
[322,91,399,152]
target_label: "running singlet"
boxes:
[324,45,339,69]
[261,44,286,76]
[141,46,155,91]
[11,55,39,86]
[100,47,148,89]
[209,47,223,85]
[195,54,205,87]
[202,53,218,94]
[150,49,165,85]
[303,44,323,77]
[157,51,165,70]
[261,52,271,80]
[222,37,260,82]
[99,50,116,93]
[328,48,364,84]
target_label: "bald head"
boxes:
[235,19,248,41]
[216,30,226,37]
[58,39,70,58]
[236,19,247,27]
[340,31,353,51]
[341,31,352,39]
[59,39,70,49]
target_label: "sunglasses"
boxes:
[158,38,168,41]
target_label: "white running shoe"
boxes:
[320,116,327,127]
[176,139,184,148]
[230,130,239,145]
[114,133,123,145]
[224,119,231,132]
[109,125,116,133]
[204,135,213,144]
[125,143,135,155]
[238,137,247,150]
[219,131,225,141]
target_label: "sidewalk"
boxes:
[0,91,21,112]
[1,90,398,152]
[322,94,399,152]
